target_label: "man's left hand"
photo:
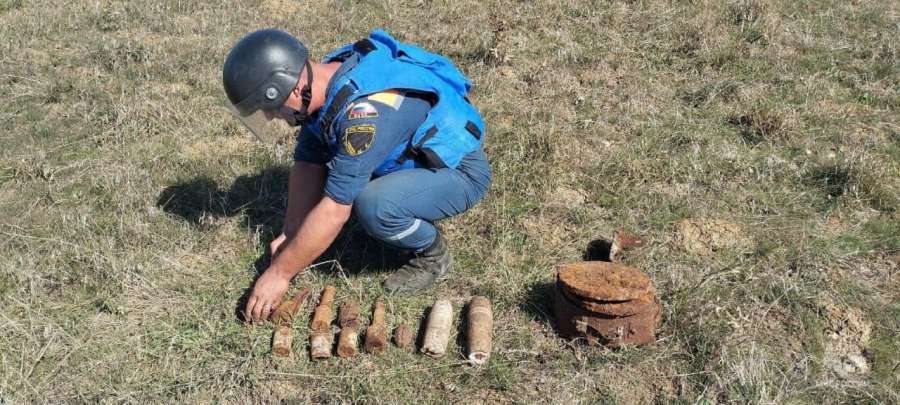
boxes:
[244,268,291,324]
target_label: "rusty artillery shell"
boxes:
[271,288,310,327]
[309,286,337,360]
[364,300,388,355]
[336,300,361,358]
[269,288,310,357]
[421,299,453,358]
[467,296,493,365]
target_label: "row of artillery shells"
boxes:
[279,286,493,365]
[554,261,661,347]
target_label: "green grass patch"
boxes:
[0,0,22,12]
[838,218,900,254]
[868,301,900,391]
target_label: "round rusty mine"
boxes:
[559,281,657,317]
[557,261,651,301]
[554,282,660,347]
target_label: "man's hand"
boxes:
[244,268,291,324]
[245,196,352,324]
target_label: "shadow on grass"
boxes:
[518,281,555,327]
[414,305,431,352]
[156,168,290,234]
[455,300,471,360]
[157,168,406,322]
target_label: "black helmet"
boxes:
[223,28,310,115]
[223,29,315,141]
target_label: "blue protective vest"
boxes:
[307,30,485,176]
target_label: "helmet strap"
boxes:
[290,60,314,126]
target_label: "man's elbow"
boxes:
[322,196,353,223]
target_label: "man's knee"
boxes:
[353,186,395,239]
[354,185,435,251]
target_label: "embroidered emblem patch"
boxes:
[367,90,404,110]
[347,102,379,120]
[343,124,376,156]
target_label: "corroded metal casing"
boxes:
[554,261,661,347]
[554,282,660,347]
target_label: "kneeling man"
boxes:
[222,29,491,323]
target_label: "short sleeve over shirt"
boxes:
[293,90,432,205]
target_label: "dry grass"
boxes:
[1,0,898,403]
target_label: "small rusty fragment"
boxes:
[364,300,389,355]
[616,229,644,250]
[609,228,644,262]
[393,323,414,349]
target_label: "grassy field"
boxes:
[1,0,898,403]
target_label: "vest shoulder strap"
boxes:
[321,85,355,135]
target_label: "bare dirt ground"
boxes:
[1,0,898,403]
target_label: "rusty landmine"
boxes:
[554,282,660,347]
[559,280,657,317]
[557,261,651,301]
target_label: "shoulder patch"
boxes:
[343,124,376,156]
[347,101,379,120]
[367,91,404,110]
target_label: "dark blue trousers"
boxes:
[353,149,491,251]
